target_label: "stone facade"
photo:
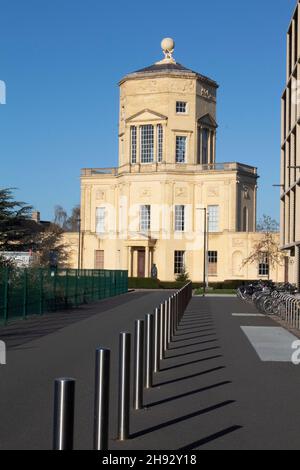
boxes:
[64,40,286,283]
[280,1,300,288]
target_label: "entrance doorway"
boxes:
[137,250,145,278]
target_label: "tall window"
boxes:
[96,207,106,234]
[208,205,219,232]
[176,101,187,114]
[243,207,249,232]
[130,126,137,163]
[176,136,187,163]
[157,124,163,162]
[140,125,154,163]
[140,205,151,231]
[208,251,218,275]
[94,250,104,269]
[174,251,185,274]
[202,128,209,164]
[259,254,269,277]
[175,205,185,231]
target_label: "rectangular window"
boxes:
[94,250,104,269]
[202,128,209,164]
[175,205,185,232]
[130,126,137,163]
[174,251,185,274]
[140,205,151,231]
[140,125,154,163]
[259,254,269,277]
[157,124,163,162]
[96,207,106,234]
[208,251,218,276]
[208,205,219,232]
[176,136,187,163]
[176,101,187,114]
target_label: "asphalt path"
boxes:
[0,292,300,450]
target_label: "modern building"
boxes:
[280,1,300,288]
[65,38,285,283]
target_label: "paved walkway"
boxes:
[1,293,300,450]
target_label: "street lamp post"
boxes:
[77,217,81,271]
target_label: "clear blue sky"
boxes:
[0,0,296,222]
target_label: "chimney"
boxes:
[32,211,41,223]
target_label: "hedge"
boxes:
[128,278,256,290]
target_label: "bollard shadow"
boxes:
[160,354,223,371]
[154,366,226,387]
[130,400,235,439]
[169,339,218,350]
[146,381,231,408]
[178,322,214,329]
[167,346,221,359]
[177,425,243,450]
[172,333,216,343]
[174,328,215,337]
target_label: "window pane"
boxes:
[208,251,218,275]
[95,250,104,269]
[176,101,187,114]
[140,125,154,163]
[140,205,151,231]
[157,124,163,162]
[96,207,106,233]
[174,251,185,274]
[202,128,209,164]
[259,254,269,276]
[176,136,187,163]
[208,205,219,232]
[131,126,137,163]
[175,205,185,231]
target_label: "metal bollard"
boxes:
[145,313,154,389]
[164,300,168,353]
[118,332,131,441]
[93,348,110,450]
[53,378,76,450]
[153,307,160,373]
[159,303,164,361]
[134,320,144,410]
[168,297,172,345]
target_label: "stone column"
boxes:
[145,246,149,278]
[127,247,132,277]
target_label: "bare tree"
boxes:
[242,214,284,280]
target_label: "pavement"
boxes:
[0,291,300,450]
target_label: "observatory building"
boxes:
[66,39,285,283]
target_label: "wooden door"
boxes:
[137,250,145,278]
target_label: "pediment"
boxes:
[198,113,218,128]
[126,109,168,123]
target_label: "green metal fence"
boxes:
[0,268,128,324]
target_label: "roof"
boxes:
[120,61,218,88]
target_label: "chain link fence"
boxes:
[0,268,128,324]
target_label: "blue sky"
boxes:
[0,0,297,221]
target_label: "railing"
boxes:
[52,281,193,450]
[81,162,257,176]
[81,168,118,176]
[0,268,128,324]
[276,293,300,330]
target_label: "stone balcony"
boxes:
[81,162,257,178]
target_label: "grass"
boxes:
[194,288,237,295]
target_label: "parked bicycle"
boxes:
[237,281,297,316]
